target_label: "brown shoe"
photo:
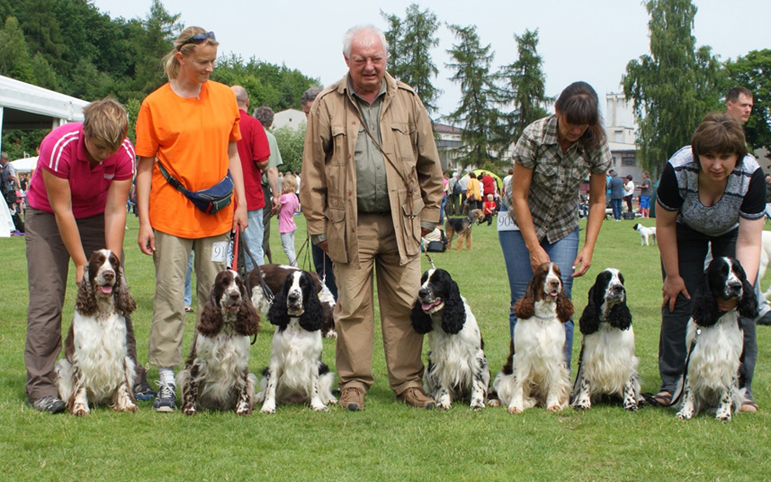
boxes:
[397,387,436,409]
[339,386,365,411]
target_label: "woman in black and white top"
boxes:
[653,112,765,411]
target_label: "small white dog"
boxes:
[632,223,656,246]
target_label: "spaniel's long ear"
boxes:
[441,277,466,335]
[607,302,632,331]
[299,279,324,332]
[410,300,433,334]
[556,290,574,323]
[578,285,600,335]
[738,276,758,320]
[75,264,97,316]
[691,276,719,327]
[114,272,136,317]
[236,277,260,336]
[513,278,538,320]
[267,279,290,330]
[198,291,224,336]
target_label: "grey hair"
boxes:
[231,85,248,106]
[301,87,322,107]
[253,106,275,128]
[342,25,388,58]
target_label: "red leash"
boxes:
[231,230,239,271]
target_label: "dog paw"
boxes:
[117,401,138,413]
[507,405,523,414]
[181,402,197,416]
[324,330,338,339]
[469,400,485,411]
[572,400,591,411]
[675,410,691,420]
[236,405,252,416]
[486,398,501,408]
[71,403,89,417]
[260,402,276,414]
[325,397,338,405]
[623,401,638,412]
[312,404,329,412]
[547,404,563,413]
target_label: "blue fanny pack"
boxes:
[157,161,233,215]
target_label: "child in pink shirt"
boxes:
[278,174,300,266]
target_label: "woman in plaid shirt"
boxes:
[498,81,612,367]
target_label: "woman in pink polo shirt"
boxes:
[23,98,153,413]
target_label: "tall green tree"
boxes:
[273,125,307,174]
[0,16,36,83]
[445,23,501,168]
[622,0,724,174]
[497,29,550,144]
[381,4,441,113]
[128,0,181,98]
[725,49,771,152]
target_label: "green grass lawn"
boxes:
[2,213,770,481]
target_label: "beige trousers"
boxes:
[333,213,424,396]
[147,230,229,367]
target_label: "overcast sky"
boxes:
[94,0,770,119]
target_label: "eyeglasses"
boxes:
[177,31,216,50]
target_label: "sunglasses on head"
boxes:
[177,31,216,50]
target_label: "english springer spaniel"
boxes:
[256,270,337,413]
[675,257,757,421]
[248,264,336,338]
[491,262,573,413]
[572,268,642,411]
[56,249,137,416]
[177,269,260,415]
[410,268,490,410]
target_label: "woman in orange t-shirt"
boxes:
[134,26,247,412]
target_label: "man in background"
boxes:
[254,106,282,264]
[231,86,271,268]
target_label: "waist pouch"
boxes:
[157,161,233,215]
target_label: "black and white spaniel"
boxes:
[248,264,336,338]
[256,270,337,413]
[572,268,642,411]
[410,268,489,410]
[491,262,573,413]
[56,249,137,416]
[675,257,757,421]
[178,269,260,415]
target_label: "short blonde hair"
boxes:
[162,27,219,81]
[282,174,297,194]
[82,98,128,150]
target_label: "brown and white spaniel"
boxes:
[56,249,138,416]
[491,262,573,413]
[177,269,260,415]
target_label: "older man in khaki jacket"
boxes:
[300,25,443,411]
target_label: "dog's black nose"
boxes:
[229,291,241,301]
[612,284,624,293]
[103,271,114,283]
[288,292,300,303]
[418,288,429,299]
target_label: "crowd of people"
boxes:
[15,24,767,418]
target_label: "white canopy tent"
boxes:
[0,75,90,154]
[10,156,38,173]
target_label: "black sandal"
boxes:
[642,391,672,407]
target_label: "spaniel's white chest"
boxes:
[72,311,129,401]
[195,333,251,376]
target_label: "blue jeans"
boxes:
[498,212,578,367]
[440,193,447,225]
[184,252,194,307]
[240,208,264,270]
[610,198,622,220]
[312,243,338,300]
